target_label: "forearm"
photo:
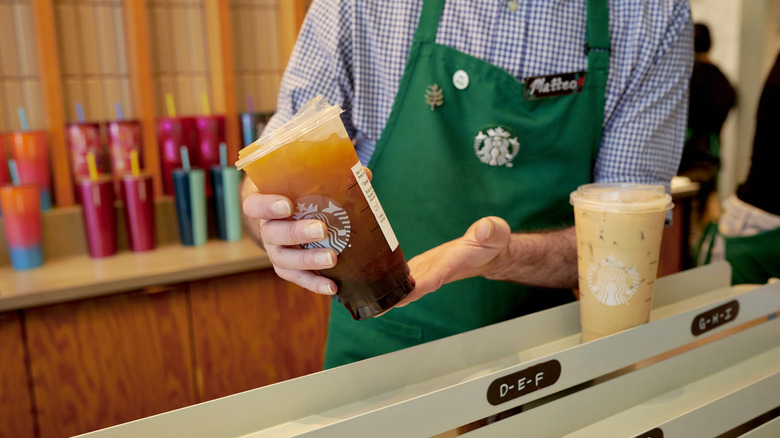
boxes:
[485,226,579,290]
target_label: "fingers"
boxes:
[242,192,293,220]
[260,219,327,246]
[273,266,337,296]
[266,245,336,271]
[242,191,338,295]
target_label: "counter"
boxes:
[0,237,271,312]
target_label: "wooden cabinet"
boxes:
[189,270,330,402]
[0,311,35,438]
[25,286,196,438]
[1,268,330,437]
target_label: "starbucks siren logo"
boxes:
[293,196,351,254]
[586,255,642,306]
[474,126,520,167]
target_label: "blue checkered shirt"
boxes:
[265,0,693,191]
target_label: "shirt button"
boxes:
[508,0,519,12]
[453,70,469,90]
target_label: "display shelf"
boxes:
[75,263,780,437]
[0,0,307,206]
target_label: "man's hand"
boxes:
[241,177,338,296]
[397,218,578,307]
[397,216,511,306]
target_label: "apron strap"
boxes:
[586,0,610,52]
[414,0,446,43]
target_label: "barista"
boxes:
[242,0,693,368]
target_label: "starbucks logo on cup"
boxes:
[586,255,642,306]
[293,196,351,254]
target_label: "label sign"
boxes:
[634,428,664,438]
[691,300,740,336]
[523,71,585,100]
[486,360,561,406]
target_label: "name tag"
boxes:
[524,71,585,100]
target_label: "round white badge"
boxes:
[453,70,469,90]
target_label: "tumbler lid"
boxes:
[235,95,344,170]
[569,183,673,213]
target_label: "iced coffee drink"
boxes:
[236,96,414,320]
[570,183,672,341]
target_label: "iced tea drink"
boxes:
[236,96,414,320]
[570,183,672,341]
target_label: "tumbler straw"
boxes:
[166,93,177,118]
[219,142,227,168]
[87,151,99,181]
[130,149,141,177]
[76,103,85,123]
[201,93,211,116]
[246,95,254,113]
[9,159,20,185]
[180,145,190,172]
[17,107,29,131]
[115,102,124,120]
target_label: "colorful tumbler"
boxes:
[172,147,206,246]
[8,131,51,210]
[210,164,242,242]
[1,183,43,270]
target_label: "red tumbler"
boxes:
[77,175,117,258]
[158,116,197,195]
[121,173,156,252]
[195,115,225,196]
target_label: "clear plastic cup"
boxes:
[236,96,414,320]
[570,183,672,341]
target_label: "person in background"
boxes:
[679,23,736,236]
[703,49,780,285]
[241,0,693,369]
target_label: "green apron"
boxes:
[693,215,780,285]
[724,228,780,285]
[324,0,610,368]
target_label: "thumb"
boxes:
[472,216,510,247]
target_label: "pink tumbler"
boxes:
[107,120,143,179]
[158,117,197,195]
[66,123,105,179]
[77,175,117,258]
[121,173,156,252]
[195,115,225,196]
